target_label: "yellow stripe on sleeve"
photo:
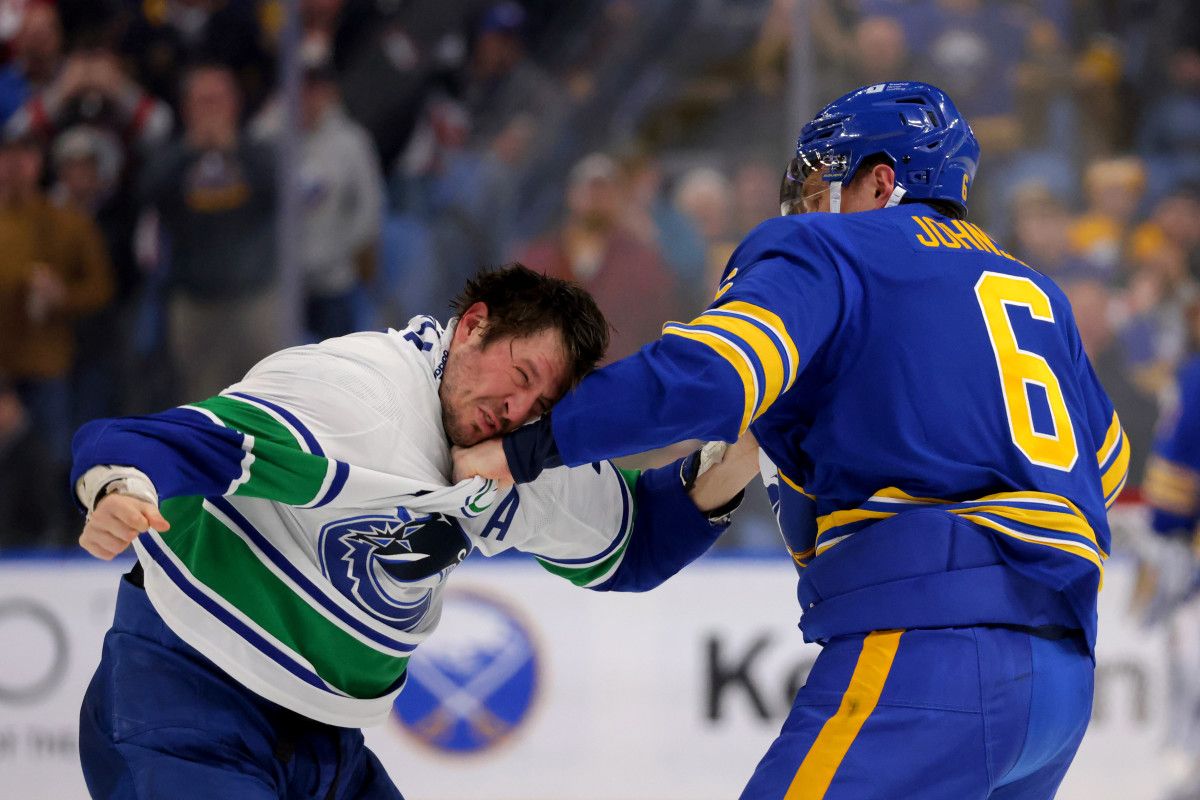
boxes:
[692,312,787,420]
[1096,411,1122,466]
[784,630,903,800]
[663,325,759,434]
[1101,431,1131,502]
[717,301,801,391]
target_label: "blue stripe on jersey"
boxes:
[139,534,338,694]
[534,462,632,566]
[313,460,351,508]
[208,497,419,652]
[687,321,770,414]
[229,392,324,456]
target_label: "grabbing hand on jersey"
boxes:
[79,494,170,560]
[452,438,511,484]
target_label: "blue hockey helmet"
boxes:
[779,81,980,216]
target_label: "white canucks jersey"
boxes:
[74,317,637,727]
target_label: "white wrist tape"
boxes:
[76,466,160,515]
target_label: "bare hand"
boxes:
[452,438,513,484]
[689,431,761,513]
[79,494,170,561]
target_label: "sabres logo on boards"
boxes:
[392,589,539,754]
[318,509,472,627]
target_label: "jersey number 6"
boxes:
[974,272,1078,472]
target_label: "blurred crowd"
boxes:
[0,0,1198,550]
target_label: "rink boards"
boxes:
[0,504,1188,799]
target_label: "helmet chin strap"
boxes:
[829,181,905,214]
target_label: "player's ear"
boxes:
[457,302,490,343]
[873,163,896,205]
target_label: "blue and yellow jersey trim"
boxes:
[663,301,800,434]
[1096,411,1130,509]
[1144,455,1200,519]
[813,487,1109,581]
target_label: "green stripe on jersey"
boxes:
[536,468,640,587]
[159,496,409,697]
[193,395,330,505]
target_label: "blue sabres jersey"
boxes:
[549,206,1129,651]
[1144,357,1200,537]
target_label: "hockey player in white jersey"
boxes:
[71,265,757,799]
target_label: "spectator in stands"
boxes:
[1137,46,1200,164]
[50,126,139,425]
[0,0,63,125]
[254,61,383,341]
[334,3,474,172]
[886,0,1027,157]
[462,2,564,149]
[674,166,739,295]
[140,62,280,402]
[0,373,70,549]
[300,0,344,66]
[1009,182,1106,283]
[1064,279,1158,484]
[0,133,113,462]
[731,159,781,236]
[621,155,706,310]
[120,0,275,114]
[1120,240,1194,398]
[1069,156,1147,277]
[1013,13,1076,153]
[1131,185,1200,282]
[4,45,173,167]
[519,152,677,361]
[847,15,910,88]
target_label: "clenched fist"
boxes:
[452,438,512,484]
[79,493,170,560]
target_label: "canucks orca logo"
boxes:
[393,589,538,754]
[318,509,472,627]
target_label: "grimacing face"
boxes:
[438,304,571,447]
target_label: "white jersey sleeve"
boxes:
[465,461,637,588]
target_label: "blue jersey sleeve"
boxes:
[71,392,355,510]
[1145,359,1200,535]
[550,216,847,466]
[590,458,731,592]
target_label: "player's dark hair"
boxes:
[453,264,611,386]
[857,152,966,219]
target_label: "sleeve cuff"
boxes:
[75,466,159,515]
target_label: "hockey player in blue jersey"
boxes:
[455,82,1131,798]
[1144,353,1200,585]
[1139,353,1200,797]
